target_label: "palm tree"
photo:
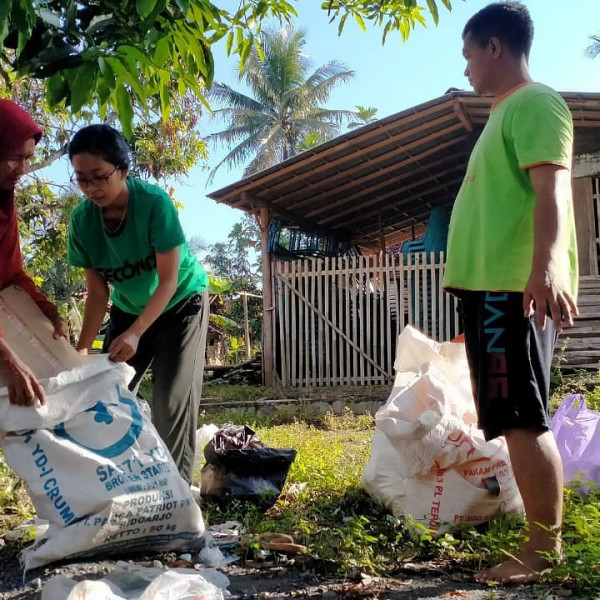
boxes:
[586,34,600,59]
[347,106,379,130]
[298,132,326,151]
[208,26,355,181]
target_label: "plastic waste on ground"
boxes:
[193,424,220,475]
[362,326,524,533]
[3,518,49,542]
[200,425,297,510]
[41,560,229,600]
[552,394,600,492]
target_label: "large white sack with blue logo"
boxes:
[0,287,205,570]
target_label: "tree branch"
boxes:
[29,144,69,173]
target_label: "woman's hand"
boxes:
[108,328,140,362]
[51,314,69,340]
[76,268,110,355]
[0,341,46,406]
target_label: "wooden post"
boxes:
[259,206,275,385]
[378,212,386,255]
[572,177,597,276]
[242,292,251,359]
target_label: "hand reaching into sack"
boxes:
[0,338,45,406]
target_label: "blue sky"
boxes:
[174,0,599,248]
[41,0,599,248]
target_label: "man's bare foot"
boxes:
[475,547,557,585]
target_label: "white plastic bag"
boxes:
[362,326,523,532]
[193,424,219,475]
[139,570,224,600]
[42,577,125,600]
[41,566,227,600]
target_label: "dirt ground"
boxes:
[0,541,581,600]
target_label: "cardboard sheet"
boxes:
[0,285,89,383]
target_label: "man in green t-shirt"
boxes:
[443,2,578,585]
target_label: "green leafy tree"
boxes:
[17,185,86,339]
[325,0,453,42]
[205,215,261,289]
[1,1,453,136]
[204,215,263,351]
[348,105,378,129]
[208,26,356,178]
[1,58,209,182]
[0,0,301,137]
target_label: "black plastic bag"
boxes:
[200,425,297,510]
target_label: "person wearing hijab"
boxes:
[0,99,68,406]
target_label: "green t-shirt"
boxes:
[68,177,208,315]
[443,83,578,298]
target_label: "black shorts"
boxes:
[458,290,557,440]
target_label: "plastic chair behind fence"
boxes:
[402,206,451,259]
[402,206,455,340]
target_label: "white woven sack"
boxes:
[362,326,523,532]
[362,430,523,532]
[1,358,205,570]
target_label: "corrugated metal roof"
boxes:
[207,90,600,250]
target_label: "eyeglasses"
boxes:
[71,166,119,188]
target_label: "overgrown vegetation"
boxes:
[0,451,35,536]
[0,1,453,136]
[1,378,600,596]
[550,368,600,411]
[196,387,600,598]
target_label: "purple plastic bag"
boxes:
[552,394,600,489]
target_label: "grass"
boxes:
[0,452,35,536]
[202,383,284,402]
[196,390,600,597]
[201,383,391,404]
[550,368,600,411]
[2,376,600,596]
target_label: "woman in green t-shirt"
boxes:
[67,124,209,484]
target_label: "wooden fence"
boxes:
[557,275,600,369]
[272,252,460,387]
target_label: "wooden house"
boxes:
[208,91,600,386]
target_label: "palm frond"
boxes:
[209,83,266,113]
[241,51,282,108]
[303,60,354,88]
[212,108,274,125]
[207,129,272,185]
[261,27,309,92]
[294,119,340,135]
[295,70,355,107]
[243,129,284,176]
[306,108,358,124]
[208,121,272,147]
[585,35,600,59]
